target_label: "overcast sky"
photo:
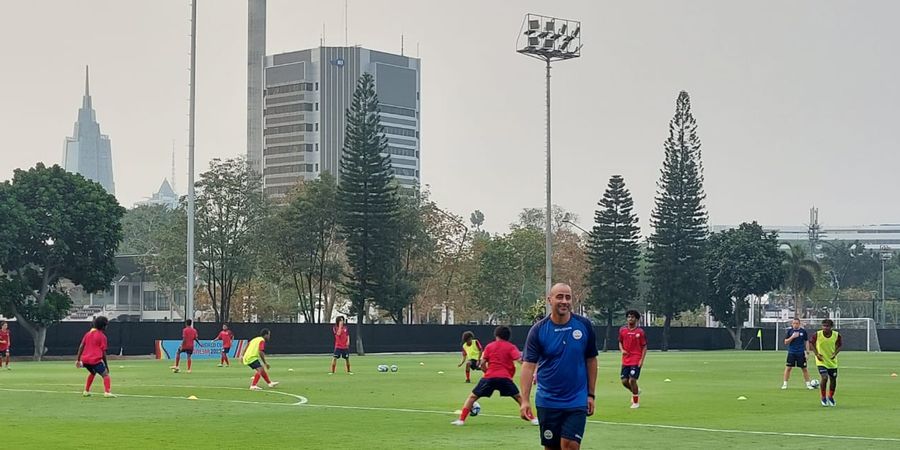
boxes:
[2,0,898,234]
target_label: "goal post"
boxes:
[772,318,880,352]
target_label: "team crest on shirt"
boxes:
[544,430,553,440]
[572,330,583,340]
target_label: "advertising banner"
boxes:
[155,339,248,360]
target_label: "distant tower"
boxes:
[247,0,266,173]
[63,66,115,196]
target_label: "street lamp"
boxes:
[562,219,589,235]
[517,13,582,299]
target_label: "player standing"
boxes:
[457,331,483,383]
[451,325,539,426]
[171,319,201,373]
[781,318,814,390]
[244,328,278,391]
[809,318,842,406]
[75,316,115,398]
[330,316,352,375]
[211,323,234,367]
[0,321,11,370]
[619,310,647,408]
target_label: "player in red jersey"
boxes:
[172,319,201,373]
[75,316,115,397]
[451,326,539,426]
[619,310,648,409]
[0,321,11,370]
[330,316,352,375]
[211,323,234,367]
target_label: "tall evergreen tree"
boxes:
[648,91,709,351]
[337,73,401,354]
[587,175,640,351]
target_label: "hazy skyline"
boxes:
[2,0,898,234]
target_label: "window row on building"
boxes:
[266,82,314,96]
[264,123,315,135]
[265,102,314,115]
[383,125,417,138]
[264,143,316,156]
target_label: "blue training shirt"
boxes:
[785,327,808,354]
[524,314,599,409]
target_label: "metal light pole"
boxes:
[517,14,582,298]
[186,1,197,321]
[880,246,893,326]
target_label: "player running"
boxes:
[619,310,647,408]
[809,318,842,407]
[330,316,352,375]
[244,328,278,391]
[0,321,10,370]
[457,331,483,383]
[211,323,234,367]
[75,316,115,398]
[451,325,539,426]
[782,318,814,390]
[171,319,201,373]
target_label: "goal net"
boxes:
[773,318,880,352]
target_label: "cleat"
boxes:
[217,364,223,367]
[465,379,471,383]
[104,392,116,398]
[828,397,835,407]
[347,372,354,375]
[328,372,334,375]
[531,418,540,426]
[630,403,640,409]
[82,391,91,397]
[249,385,263,391]
[821,399,828,407]
[781,384,787,390]
[187,370,192,374]
[268,381,280,388]
[451,420,465,426]
[172,367,180,373]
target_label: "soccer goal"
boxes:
[773,317,880,352]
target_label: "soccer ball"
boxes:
[810,379,820,388]
[390,364,399,372]
[470,401,481,417]
[377,364,389,372]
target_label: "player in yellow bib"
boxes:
[457,331,483,383]
[244,328,279,391]
[809,319,842,407]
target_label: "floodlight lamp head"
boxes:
[528,19,540,31]
[545,21,555,32]
[559,23,568,35]
[537,31,549,38]
[542,39,554,49]
[572,26,581,38]
[527,37,540,47]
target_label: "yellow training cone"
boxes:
[187,395,198,400]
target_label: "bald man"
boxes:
[519,283,598,450]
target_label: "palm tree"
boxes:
[782,244,822,317]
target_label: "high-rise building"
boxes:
[63,66,115,196]
[259,46,421,197]
[247,0,266,174]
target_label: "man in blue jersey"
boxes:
[782,318,814,390]
[520,283,598,450]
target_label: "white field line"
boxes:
[5,385,899,443]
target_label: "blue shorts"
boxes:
[334,348,350,359]
[536,407,587,447]
[786,353,807,368]
[620,365,642,380]
[247,360,262,370]
[471,377,520,398]
[83,361,108,375]
[817,366,838,378]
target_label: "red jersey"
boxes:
[481,339,521,380]
[182,327,199,349]
[333,325,349,350]
[80,328,107,365]
[619,325,647,366]
[217,330,234,348]
[0,329,10,351]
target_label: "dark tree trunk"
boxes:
[661,313,672,352]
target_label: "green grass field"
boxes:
[1,351,898,449]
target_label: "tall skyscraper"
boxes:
[63,66,115,196]
[247,0,266,174]
[261,46,421,197]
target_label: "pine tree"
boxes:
[337,73,401,354]
[586,175,640,351]
[648,91,709,351]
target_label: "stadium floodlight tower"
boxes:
[517,14,582,300]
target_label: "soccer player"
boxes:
[244,328,279,391]
[520,283,599,450]
[171,319,201,373]
[211,323,234,367]
[809,318,842,407]
[330,316,352,375]
[0,321,10,370]
[451,325,539,426]
[75,316,115,398]
[782,318,814,390]
[619,310,647,408]
[457,330,483,383]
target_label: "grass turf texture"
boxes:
[0,351,898,449]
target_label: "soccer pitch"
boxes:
[1,351,898,449]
